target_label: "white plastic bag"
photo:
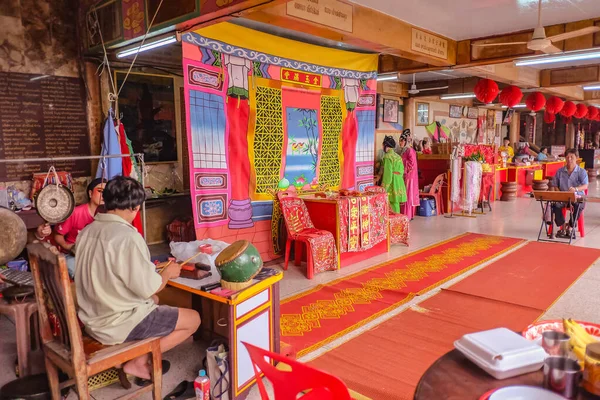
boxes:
[169,239,230,278]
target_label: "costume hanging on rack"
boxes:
[116,120,144,237]
[463,161,482,214]
[96,108,123,179]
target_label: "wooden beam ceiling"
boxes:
[457,19,600,67]
[541,65,600,88]
[236,0,457,67]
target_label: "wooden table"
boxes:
[167,273,282,400]
[413,349,596,400]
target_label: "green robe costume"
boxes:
[381,148,407,213]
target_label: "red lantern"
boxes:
[587,106,599,121]
[546,96,564,114]
[474,79,499,104]
[575,103,588,119]
[525,92,546,112]
[499,85,523,108]
[544,111,556,124]
[560,101,577,118]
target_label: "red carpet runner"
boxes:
[308,241,600,400]
[281,233,525,358]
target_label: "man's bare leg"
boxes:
[122,308,200,379]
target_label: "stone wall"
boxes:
[0,0,93,203]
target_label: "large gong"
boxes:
[0,207,28,265]
[35,184,75,224]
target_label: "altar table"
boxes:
[300,193,390,268]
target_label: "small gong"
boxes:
[35,184,75,224]
[0,207,27,265]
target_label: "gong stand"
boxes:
[0,153,147,239]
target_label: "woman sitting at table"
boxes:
[537,147,548,161]
[381,135,407,213]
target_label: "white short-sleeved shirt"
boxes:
[75,213,162,345]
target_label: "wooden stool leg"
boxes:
[44,357,61,400]
[151,347,163,400]
[14,305,31,377]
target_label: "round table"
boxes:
[413,349,597,400]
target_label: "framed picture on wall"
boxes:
[416,102,429,126]
[115,71,178,163]
[383,98,399,123]
[449,104,463,118]
[467,107,479,119]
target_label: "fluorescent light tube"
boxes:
[377,75,398,82]
[117,36,177,58]
[583,85,600,91]
[515,50,600,66]
[440,93,476,100]
[502,104,527,108]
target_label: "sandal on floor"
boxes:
[163,380,195,400]
[134,360,171,387]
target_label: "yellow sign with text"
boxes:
[286,0,353,33]
[411,28,448,60]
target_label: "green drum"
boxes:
[215,240,263,289]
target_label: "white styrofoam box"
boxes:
[454,327,547,380]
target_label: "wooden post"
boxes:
[404,97,415,133]
[566,123,575,149]
[509,111,520,149]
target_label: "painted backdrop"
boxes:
[182,23,378,261]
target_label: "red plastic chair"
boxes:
[242,342,352,400]
[278,196,335,279]
[419,173,445,216]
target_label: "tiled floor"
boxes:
[2,182,600,399]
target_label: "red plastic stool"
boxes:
[242,342,352,400]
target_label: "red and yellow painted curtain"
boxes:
[182,22,378,261]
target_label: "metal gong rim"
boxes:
[0,207,28,265]
[35,184,75,224]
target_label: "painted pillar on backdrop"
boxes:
[224,54,254,229]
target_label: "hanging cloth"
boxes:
[117,121,144,237]
[117,122,133,177]
[96,109,123,179]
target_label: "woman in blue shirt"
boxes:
[537,147,549,161]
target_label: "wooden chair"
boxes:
[27,243,163,400]
[419,173,445,216]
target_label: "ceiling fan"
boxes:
[408,73,449,95]
[472,0,600,54]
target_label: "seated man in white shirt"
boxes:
[75,176,201,381]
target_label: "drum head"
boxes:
[0,208,27,265]
[215,240,250,267]
[35,184,75,224]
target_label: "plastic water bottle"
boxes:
[194,369,210,400]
